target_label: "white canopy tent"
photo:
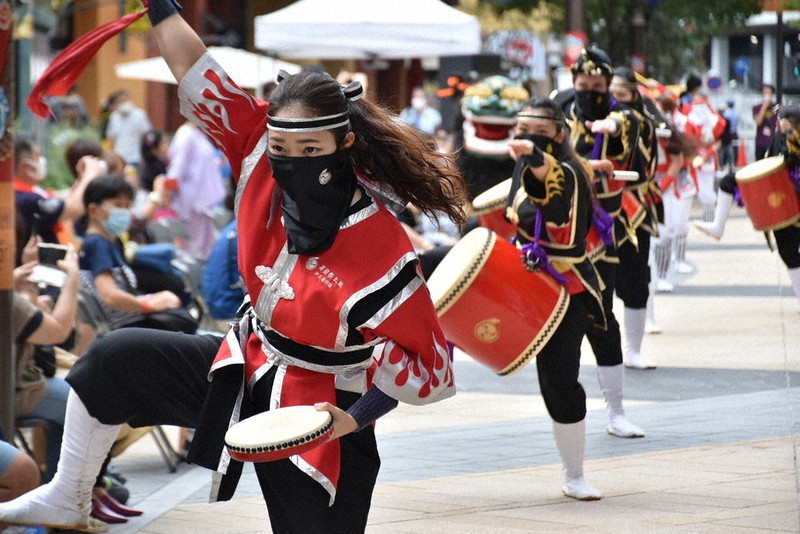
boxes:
[114,46,302,97]
[254,0,481,60]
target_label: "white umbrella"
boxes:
[254,0,481,60]
[114,46,301,97]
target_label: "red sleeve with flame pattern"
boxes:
[177,53,269,184]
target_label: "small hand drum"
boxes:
[224,406,334,462]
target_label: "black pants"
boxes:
[67,328,380,533]
[775,224,800,269]
[584,261,623,366]
[615,229,652,309]
[535,292,590,424]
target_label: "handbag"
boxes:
[16,345,48,417]
[129,242,177,274]
[145,307,199,334]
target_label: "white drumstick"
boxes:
[613,170,640,181]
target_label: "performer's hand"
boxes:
[503,207,519,225]
[508,139,534,162]
[589,159,615,177]
[509,140,545,168]
[691,154,706,169]
[586,118,620,135]
[315,402,358,440]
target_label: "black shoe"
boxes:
[105,464,127,484]
[102,476,130,505]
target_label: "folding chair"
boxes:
[14,416,49,476]
[171,254,230,334]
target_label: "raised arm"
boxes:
[147,1,207,84]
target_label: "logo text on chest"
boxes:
[306,257,344,289]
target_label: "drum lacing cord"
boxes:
[518,210,568,285]
[775,250,800,517]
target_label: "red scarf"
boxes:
[27,7,150,118]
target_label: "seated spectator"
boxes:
[79,174,197,334]
[65,138,185,297]
[0,441,40,507]
[137,130,170,192]
[15,256,141,527]
[12,246,80,483]
[14,135,106,265]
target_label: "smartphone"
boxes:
[38,243,69,266]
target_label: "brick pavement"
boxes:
[89,205,800,533]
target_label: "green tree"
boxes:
[587,0,761,82]
[471,0,762,83]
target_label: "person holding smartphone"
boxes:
[14,135,106,266]
[11,246,80,483]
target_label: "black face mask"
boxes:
[268,150,357,255]
[514,133,559,156]
[575,89,611,122]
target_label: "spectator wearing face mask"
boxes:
[400,86,442,137]
[13,135,106,265]
[106,90,152,167]
[78,174,197,334]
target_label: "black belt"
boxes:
[264,330,373,367]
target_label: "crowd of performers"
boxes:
[437,45,800,499]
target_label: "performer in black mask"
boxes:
[1,1,468,532]
[505,96,608,500]
[554,48,651,438]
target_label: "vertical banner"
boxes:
[0,0,15,441]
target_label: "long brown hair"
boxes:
[268,71,467,224]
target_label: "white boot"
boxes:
[0,391,122,529]
[788,267,800,312]
[596,365,645,438]
[623,307,656,369]
[653,239,674,293]
[693,190,733,241]
[645,288,662,334]
[673,233,693,274]
[552,420,601,500]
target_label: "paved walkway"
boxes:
[91,204,800,533]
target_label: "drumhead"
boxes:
[735,155,784,183]
[225,406,333,461]
[472,178,512,215]
[427,227,495,316]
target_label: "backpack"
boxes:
[202,220,245,319]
